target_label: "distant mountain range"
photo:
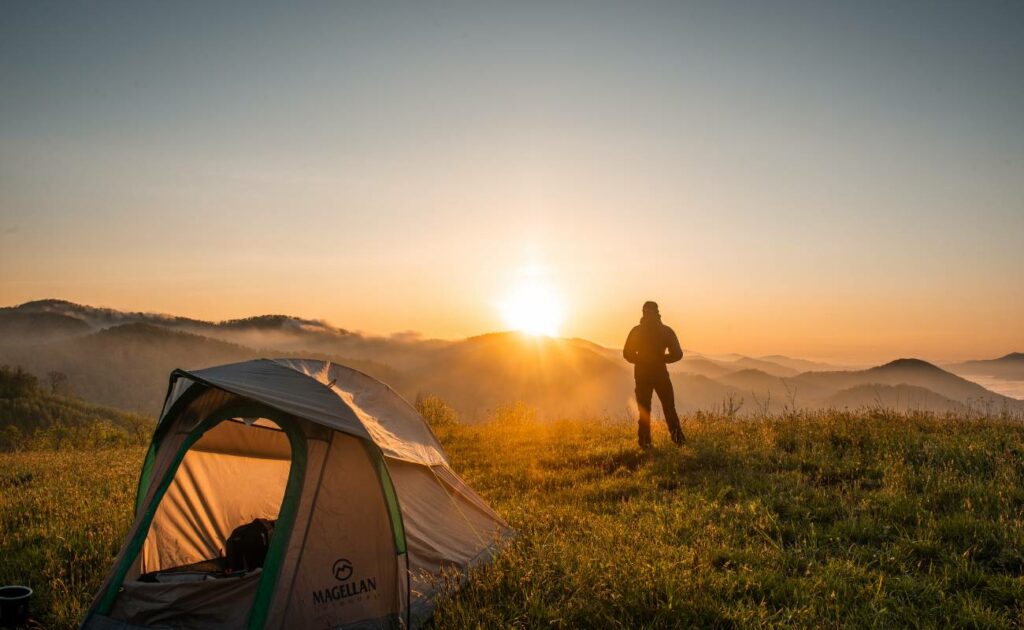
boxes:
[945,353,1024,381]
[1,299,1021,419]
[941,353,1024,400]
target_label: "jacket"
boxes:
[622,314,683,378]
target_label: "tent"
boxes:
[82,359,512,629]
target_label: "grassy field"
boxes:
[2,409,1023,628]
[0,447,140,628]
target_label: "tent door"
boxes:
[94,403,307,630]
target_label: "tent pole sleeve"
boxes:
[135,379,207,508]
[364,445,410,628]
[95,414,222,614]
[367,447,407,554]
[133,442,156,516]
[247,419,307,630]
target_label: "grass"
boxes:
[429,410,1024,629]
[2,410,1023,628]
[0,447,141,628]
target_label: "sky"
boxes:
[1,1,1022,363]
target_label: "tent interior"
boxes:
[139,416,292,579]
[105,409,301,628]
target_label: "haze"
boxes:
[1,2,1022,363]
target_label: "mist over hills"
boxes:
[0,308,92,343]
[411,332,634,418]
[945,353,1024,383]
[940,353,1024,400]
[0,299,1021,419]
[2,299,446,368]
[799,359,999,402]
[0,302,408,413]
[820,384,966,414]
[757,355,841,373]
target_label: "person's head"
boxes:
[642,301,659,315]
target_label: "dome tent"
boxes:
[82,359,512,629]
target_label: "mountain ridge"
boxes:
[1,299,1021,417]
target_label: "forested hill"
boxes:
[0,366,152,451]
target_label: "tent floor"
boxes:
[138,557,230,582]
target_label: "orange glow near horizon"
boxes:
[3,247,1024,365]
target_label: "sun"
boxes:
[500,282,565,337]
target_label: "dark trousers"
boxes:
[635,370,683,446]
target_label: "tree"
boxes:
[47,370,69,395]
[0,365,38,399]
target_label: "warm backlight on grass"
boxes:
[500,282,565,337]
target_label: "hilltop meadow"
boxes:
[2,396,1023,629]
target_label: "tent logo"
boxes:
[332,558,353,582]
[312,558,378,606]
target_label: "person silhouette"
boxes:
[623,301,685,448]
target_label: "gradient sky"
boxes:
[1,1,1022,363]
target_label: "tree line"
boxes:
[0,365,153,451]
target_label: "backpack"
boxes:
[225,518,275,572]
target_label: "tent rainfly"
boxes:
[82,359,512,630]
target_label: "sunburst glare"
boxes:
[500,281,565,337]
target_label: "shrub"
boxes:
[415,393,460,429]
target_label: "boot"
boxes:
[638,420,652,449]
[670,429,686,446]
